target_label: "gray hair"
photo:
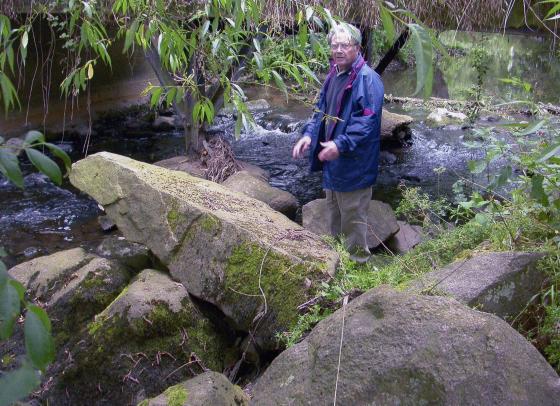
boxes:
[328,23,362,46]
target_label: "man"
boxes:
[292,23,384,263]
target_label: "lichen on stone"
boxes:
[163,384,189,406]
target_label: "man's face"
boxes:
[330,33,359,72]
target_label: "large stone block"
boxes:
[302,199,399,249]
[70,152,338,349]
[252,286,560,405]
[407,251,546,321]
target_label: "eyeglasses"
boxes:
[330,42,355,51]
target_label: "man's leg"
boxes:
[337,187,372,262]
[325,189,341,238]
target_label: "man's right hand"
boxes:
[292,135,312,159]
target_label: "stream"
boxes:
[1,30,559,269]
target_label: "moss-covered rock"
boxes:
[8,247,92,299]
[140,371,249,406]
[44,269,237,406]
[70,152,338,350]
[8,248,132,339]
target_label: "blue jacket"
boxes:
[302,54,384,192]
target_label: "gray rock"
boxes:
[141,371,249,406]
[152,115,176,131]
[252,286,560,405]
[381,110,413,141]
[237,161,270,182]
[427,108,468,126]
[69,152,338,349]
[8,248,131,337]
[386,221,423,254]
[96,235,152,271]
[8,247,92,299]
[98,214,117,232]
[407,251,546,321]
[46,269,236,406]
[302,199,399,249]
[222,171,298,219]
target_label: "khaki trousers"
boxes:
[325,187,372,255]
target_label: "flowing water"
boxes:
[1,31,559,267]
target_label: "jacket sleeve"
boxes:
[333,74,383,154]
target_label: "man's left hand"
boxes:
[318,141,340,161]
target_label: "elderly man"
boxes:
[292,23,384,263]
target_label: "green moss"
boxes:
[167,202,188,232]
[225,242,322,331]
[200,213,220,233]
[163,384,188,406]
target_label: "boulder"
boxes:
[69,152,338,349]
[8,248,132,340]
[47,269,236,406]
[95,235,152,271]
[98,214,117,232]
[152,116,177,131]
[222,170,298,219]
[302,199,399,249]
[407,251,546,321]
[154,155,207,179]
[252,286,560,405]
[386,221,423,254]
[427,108,468,126]
[381,110,413,141]
[139,371,249,406]
[237,161,270,182]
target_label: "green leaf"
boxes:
[25,148,62,186]
[467,159,487,174]
[271,70,288,102]
[492,165,512,188]
[0,277,20,340]
[0,362,41,406]
[234,113,243,139]
[0,149,24,188]
[537,142,560,162]
[531,174,549,206]
[474,213,490,226]
[44,143,72,172]
[150,87,163,108]
[24,304,54,371]
[0,72,19,111]
[253,52,263,70]
[305,5,314,21]
[24,130,45,145]
[298,64,320,85]
[408,23,433,97]
[200,20,210,39]
[379,5,395,45]
[0,247,6,257]
[21,31,28,49]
